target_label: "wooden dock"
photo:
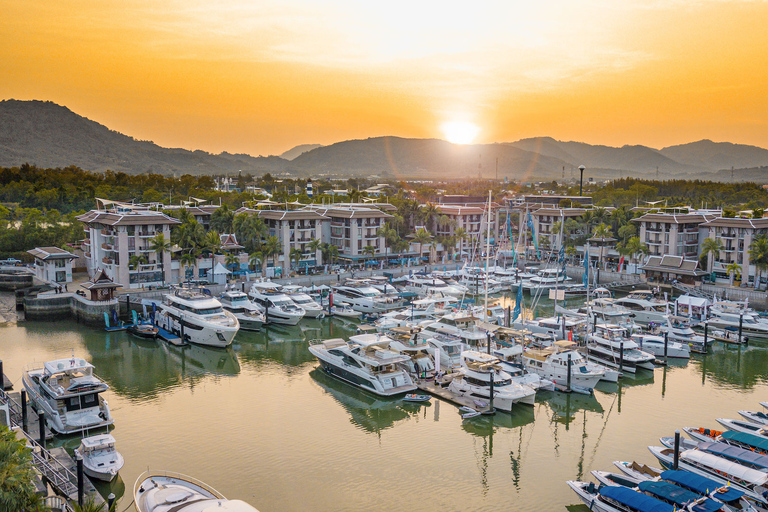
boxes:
[415,379,494,414]
[48,446,105,507]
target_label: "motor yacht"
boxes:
[630,333,690,359]
[282,285,326,318]
[422,332,464,370]
[707,306,768,338]
[134,470,260,512]
[521,340,606,393]
[329,301,362,319]
[512,315,587,341]
[613,293,669,325]
[650,316,708,353]
[420,311,489,349]
[308,334,417,396]
[332,282,405,314]
[521,267,572,292]
[401,275,467,298]
[581,299,641,333]
[586,324,656,373]
[447,351,536,410]
[155,285,239,347]
[74,434,124,482]
[219,290,264,331]
[386,326,435,378]
[490,345,555,392]
[248,281,305,326]
[22,357,113,434]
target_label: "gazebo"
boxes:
[81,268,122,301]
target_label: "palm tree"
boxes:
[308,238,322,265]
[412,228,432,262]
[454,227,468,261]
[362,245,376,266]
[701,237,724,273]
[262,235,281,269]
[749,235,768,290]
[328,244,340,264]
[128,253,148,270]
[618,236,648,273]
[210,204,235,233]
[419,202,440,231]
[289,247,303,271]
[592,223,613,272]
[149,233,172,286]
[180,251,196,281]
[225,251,240,274]
[726,262,742,287]
[248,251,264,276]
[0,425,45,512]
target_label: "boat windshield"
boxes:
[193,306,224,315]
[272,298,294,307]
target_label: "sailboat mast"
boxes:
[485,190,491,328]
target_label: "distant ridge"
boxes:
[3,99,768,182]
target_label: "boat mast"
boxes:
[485,190,491,333]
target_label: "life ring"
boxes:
[318,312,326,320]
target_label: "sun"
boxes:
[441,121,480,145]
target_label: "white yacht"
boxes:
[423,333,464,370]
[134,470,260,512]
[329,301,362,319]
[707,306,768,338]
[447,351,536,410]
[248,281,305,326]
[521,267,572,292]
[586,324,656,373]
[401,275,467,298]
[613,292,669,325]
[420,311,489,349]
[513,315,587,341]
[156,286,239,347]
[649,316,708,353]
[74,434,124,482]
[386,327,435,378]
[581,299,641,333]
[219,290,264,331]
[282,286,326,318]
[332,282,405,314]
[522,340,606,393]
[22,357,113,434]
[630,333,690,359]
[308,334,417,396]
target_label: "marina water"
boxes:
[3,295,768,511]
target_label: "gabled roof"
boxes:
[77,209,181,227]
[632,213,715,224]
[702,217,768,229]
[27,247,77,260]
[81,268,122,290]
[640,255,707,277]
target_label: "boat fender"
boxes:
[318,312,325,320]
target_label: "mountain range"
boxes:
[3,99,768,182]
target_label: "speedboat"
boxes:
[134,470,259,512]
[330,301,362,319]
[447,350,536,410]
[332,282,405,314]
[567,480,675,512]
[155,285,239,347]
[685,428,768,456]
[248,281,305,326]
[308,334,417,396]
[219,290,264,331]
[127,322,159,340]
[716,418,768,438]
[739,410,768,426]
[586,324,656,373]
[74,434,124,482]
[660,436,768,471]
[401,275,467,298]
[282,286,326,318]
[648,445,768,505]
[22,357,113,434]
[630,333,690,359]
[521,340,605,393]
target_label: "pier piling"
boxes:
[663,332,668,363]
[619,342,624,372]
[108,493,115,511]
[703,323,708,352]
[567,353,572,392]
[37,411,45,448]
[76,455,84,507]
[739,312,744,345]
[21,389,27,432]
[673,430,680,470]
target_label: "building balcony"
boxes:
[137,231,158,238]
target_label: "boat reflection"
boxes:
[546,390,604,425]
[694,342,768,389]
[163,342,240,379]
[309,367,415,434]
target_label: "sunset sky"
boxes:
[3,1,768,156]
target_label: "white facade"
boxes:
[27,247,77,285]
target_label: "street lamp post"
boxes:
[579,165,586,196]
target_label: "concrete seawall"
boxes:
[0,271,34,291]
[23,293,118,326]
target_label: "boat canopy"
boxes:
[660,470,744,502]
[721,430,768,452]
[80,434,115,451]
[637,481,721,512]
[44,358,92,375]
[699,441,768,469]
[599,486,674,512]
[682,449,768,485]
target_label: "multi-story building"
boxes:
[531,208,587,250]
[315,207,392,262]
[27,247,77,285]
[78,201,180,289]
[632,212,715,258]
[701,217,768,286]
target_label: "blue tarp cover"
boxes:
[638,481,721,512]
[661,470,744,502]
[699,441,768,469]
[721,430,768,453]
[600,486,674,512]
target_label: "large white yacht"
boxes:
[447,351,536,410]
[332,282,405,314]
[219,290,264,331]
[423,333,464,370]
[308,334,417,396]
[401,275,467,298]
[586,324,656,373]
[612,291,669,325]
[521,267,572,292]
[386,326,435,378]
[22,357,114,434]
[134,470,260,512]
[652,315,708,353]
[282,285,326,318]
[248,281,305,325]
[521,340,605,393]
[420,311,489,349]
[156,286,239,347]
[707,306,768,338]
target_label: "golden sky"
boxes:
[2,0,768,155]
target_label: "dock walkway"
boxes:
[415,379,494,414]
[1,389,54,440]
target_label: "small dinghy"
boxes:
[459,406,481,419]
[74,434,124,482]
[128,322,159,340]
[403,394,431,402]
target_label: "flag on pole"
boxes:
[527,212,539,259]
[618,256,625,273]
[512,283,523,322]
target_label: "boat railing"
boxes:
[134,470,224,501]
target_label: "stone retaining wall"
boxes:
[23,293,118,326]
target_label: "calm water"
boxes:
[2,297,768,512]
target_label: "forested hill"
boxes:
[4,99,768,181]
[0,100,286,175]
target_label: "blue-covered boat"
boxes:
[660,470,749,510]
[567,480,674,512]
[637,481,721,512]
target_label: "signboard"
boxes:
[548,289,565,301]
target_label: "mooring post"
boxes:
[126,294,130,319]
[567,353,572,392]
[77,455,84,507]
[506,305,511,327]
[265,305,270,324]
[739,312,744,345]
[180,314,185,342]
[0,360,3,390]
[21,389,28,432]
[37,411,45,448]
[489,367,494,412]
[619,342,624,372]
[108,493,116,512]
[486,332,491,355]
[673,430,681,470]
[663,331,669,363]
[703,323,708,353]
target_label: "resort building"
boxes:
[530,208,587,250]
[700,216,768,287]
[27,246,78,285]
[632,212,715,258]
[77,200,180,289]
[314,206,392,262]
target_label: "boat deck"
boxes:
[415,379,494,414]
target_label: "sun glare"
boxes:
[441,121,480,145]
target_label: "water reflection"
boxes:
[694,343,768,388]
[308,367,414,434]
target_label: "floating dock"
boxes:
[156,326,185,346]
[415,379,494,414]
